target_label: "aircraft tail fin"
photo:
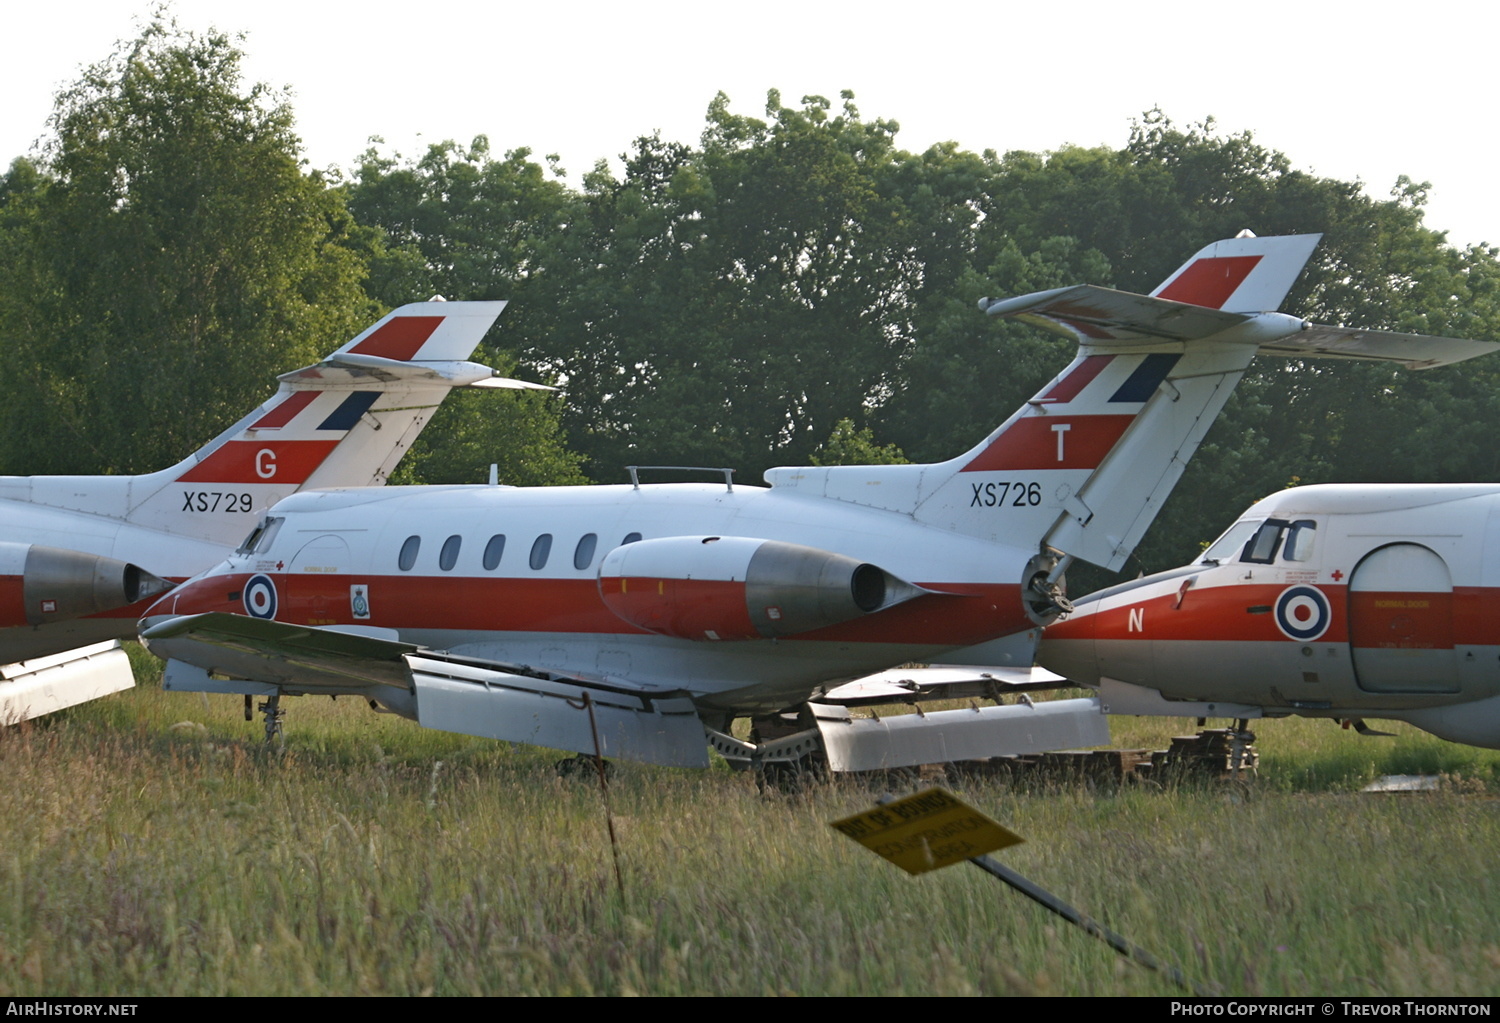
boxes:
[765,231,1496,573]
[771,234,1322,572]
[8,300,542,548]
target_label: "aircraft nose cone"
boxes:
[142,587,180,621]
[142,571,249,621]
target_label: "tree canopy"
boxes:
[0,20,374,474]
[6,26,1499,585]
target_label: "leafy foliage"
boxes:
[0,17,373,474]
[7,26,1500,579]
[810,418,908,466]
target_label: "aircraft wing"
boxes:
[1259,323,1500,369]
[141,613,709,767]
[142,612,418,689]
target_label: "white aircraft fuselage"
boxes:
[141,479,1044,713]
[1037,484,1500,749]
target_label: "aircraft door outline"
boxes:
[286,534,352,626]
[1348,542,1459,694]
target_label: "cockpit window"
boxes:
[1201,519,1261,564]
[236,516,283,555]
[1233,518,1319,565]
[1241,519,1290,564]
[1283,520,1317,562]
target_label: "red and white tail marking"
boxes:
[102,300,511,543]
[1150,233,1320,312]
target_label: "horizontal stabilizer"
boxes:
[981,285,1250,344]
[467,376,557,391]
[811,697,1109,772]
[978,232,1323,343]
[982,284,1497,369]
[298,354,552,390]
[1259,323,1499,369]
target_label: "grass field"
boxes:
[2,652,1498,996]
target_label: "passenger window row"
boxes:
[398,532,643,572]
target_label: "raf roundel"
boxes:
[243,574,279,620]
[1274,584,1330,642]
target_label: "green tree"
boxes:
[810,418,908,466]
[0,17,373,474]
[342,138,590,485]
[532,91,954,481]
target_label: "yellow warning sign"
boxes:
[831,787,1024,875]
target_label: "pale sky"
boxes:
[6,1,1496,248]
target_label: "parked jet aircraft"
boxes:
[0,299,532,720]
[1036,483,1500,750]
[139,233,1498,773]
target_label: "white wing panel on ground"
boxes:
[812,698,1109,772]
[409,656,708,768]
[0,641,134,723]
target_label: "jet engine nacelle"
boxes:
[598,536,919,641]
[0,542,171,628]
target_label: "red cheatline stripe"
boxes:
[961,415,1136,472]
[1156,255,1262,308]
[176,440,341,484]
[1040,583,1500,648]
[1350,590,1454,651]
[249,391,319,430]
[349,315,445,361]
[159,572,1027,647]
[1039,355,1113,403]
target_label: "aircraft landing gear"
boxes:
[748,707,828,793]
[257,693,285,746]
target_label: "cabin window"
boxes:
[439,534,462,571]
[622,531,642,545]
[1241,519,1291,565]
[483,534,506,571]
[574,533,598,570]
[1283,520,1318,562]
[529,534,552,570]
[398,535,421,571]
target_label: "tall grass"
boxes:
[1,660,1497,995]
